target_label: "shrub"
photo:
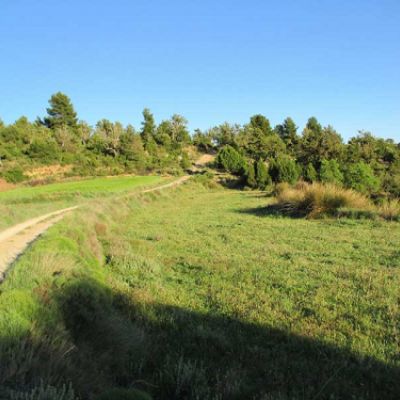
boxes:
[303,163,317,183]
[319,159,343,185]
[344,162,380,194]
[216,145,246,175]
[245,161,257,188]
[255,159,271,189]
[2,166,27,183]
[269,156,299,184]
[275,182,371,218]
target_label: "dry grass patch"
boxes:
[275,181,372,218]
[378,199,400,221]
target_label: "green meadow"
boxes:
[0,181,399,399]
[0,175,163,230]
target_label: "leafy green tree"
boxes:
[303,162,318,183]
[269,156,299,184]
[119,128,146,167]
[216,145,246,175]
[255,159,271,189]
[319,159,343,185]
[170,114,190,144]
[344,162,380,194]
[43,92,78,129]
[211,123,240,148]
[94,119,122,157]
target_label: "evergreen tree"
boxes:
[246,161,257,188]
[275,117,299,152]
[216,145,246,175]
[140,108,156,149]
[269,156,299,184]
[304,163,318,182]
[249,114,273,136]
[255,159,270,189]
[319,159,344,185]
[43,92,78,129]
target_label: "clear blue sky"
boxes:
[1,0,399,141]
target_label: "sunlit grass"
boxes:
[1,183,399,399]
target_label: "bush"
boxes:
[255,159,271,189]
[303,163,317,183]
[245,161,257,188]
[319,159,343,185]
[2,166,27,183]
[275,182,371,218]
[269,156,299,184]
[216,145,246,175]
[344,162,380,194]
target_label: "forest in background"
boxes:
[1,92,399,200]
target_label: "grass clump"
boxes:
[275,181,371,218]
[378,199,400,221]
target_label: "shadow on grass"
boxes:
[1,278,399,399]
[236,204,304,218]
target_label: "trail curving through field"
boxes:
[0,175,192,280]
[0,153,216,280]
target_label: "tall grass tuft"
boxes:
[378,199,400,221]
[275,181,372,218]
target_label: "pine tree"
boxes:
[304,163,318,182]
[140,108,156,149]
[43,92,78,129]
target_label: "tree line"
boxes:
[207,115,400,198]
[0,92,399,198]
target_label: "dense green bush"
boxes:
[255,159,271,189]
[216,145,246,175]
[344,162,380,194]
[245,161,257,188]
[2,166,27,183]
[269,156,299,184]
[303,163,318,183]
[319,159,343,185]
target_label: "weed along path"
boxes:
[0,175,192,280]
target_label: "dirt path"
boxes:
[0,175,193,280]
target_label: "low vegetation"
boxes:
[0,183,399,399]
[275,181,372,218]
[0,175,163,230]
[274,181,400,220]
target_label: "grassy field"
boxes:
[0,175,163,230]
[0,181,399,399]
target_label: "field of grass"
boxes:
[0,175,163,230]
[0,182,399,399]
